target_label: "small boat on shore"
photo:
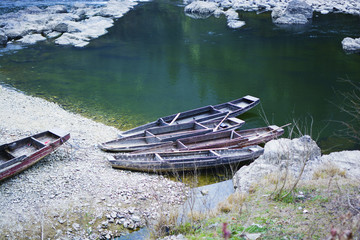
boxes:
[108,145,264,172]
[120,95,259,137]
[99,118,245,152]
[134,125,284,154]
[0,129,70,181]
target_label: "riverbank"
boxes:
[163,137,360,239]
[0,85,187,239]
[0,0,360,51]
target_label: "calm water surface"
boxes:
[0,0,360,152]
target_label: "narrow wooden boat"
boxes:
[120,95,259,137]
[99,118,245,152]
[134,125,284,154]
[108,145,264,172]
[0,129,70,181]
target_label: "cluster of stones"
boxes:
[98,208,145,239]
[0,0,138,48]
[183,0,360,52]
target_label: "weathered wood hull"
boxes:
[0,129,70,181]
[120,95,259,137]
[108,146,264,172]
[99,118,245,152]
[134,125,284,154]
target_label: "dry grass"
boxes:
[313,162,347,179]
[172,173,360,240]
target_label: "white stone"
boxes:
[184,1,219,19]
[17,34,46,44]
[342,37,360,52]
[227,20,246,29]
[233,136,360,193]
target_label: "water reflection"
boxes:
[0,1,359,151]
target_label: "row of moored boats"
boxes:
[0,95,285,181]
[99,95,285,172]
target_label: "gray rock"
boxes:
[131,215,141,222]
[227,20,246,29]
[274,14,309,24]
[72,223,80,231]
[272,0,313,25]
[342,37,360,53]
[123,220,135,229]
[98,0,137,18]
[233,136,321,192]
[101,221,108,229]
[233,136,360,193]
[54,23,69,33]
[17,34,46,44]
[110,211,117,219]
[320,150,360,179]
[46,5,68,14]
[45,31,62,39]
[184,1,219,19]
[0,34,8,46]
[286,0,313,19]
[58,218,66,224]
[25,6,43,14]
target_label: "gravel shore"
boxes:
[0,85,187,239]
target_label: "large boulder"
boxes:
[233,136,360,193]
[286,0,313,19]
[342,37,360,53]
[184,1,219,19]
[98,0,138,18]
[233,136,322,193]
[320,151,360,180]
[53,23,69,33]
[272,0,313,25]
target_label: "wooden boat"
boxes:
[108,145,264,172]
[99,117,245,152]
[120,95,259,137]
[134,125,284,154]
[0,129,70,181]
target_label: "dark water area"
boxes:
[0,1,360,152]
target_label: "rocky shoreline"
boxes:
[0,0,360,52]
[0,85,187,239]
[1,85,359,239]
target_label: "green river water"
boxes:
[0,0,360,154]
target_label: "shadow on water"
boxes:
[0,4,359,151]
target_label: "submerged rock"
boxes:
[342,37,360,53]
